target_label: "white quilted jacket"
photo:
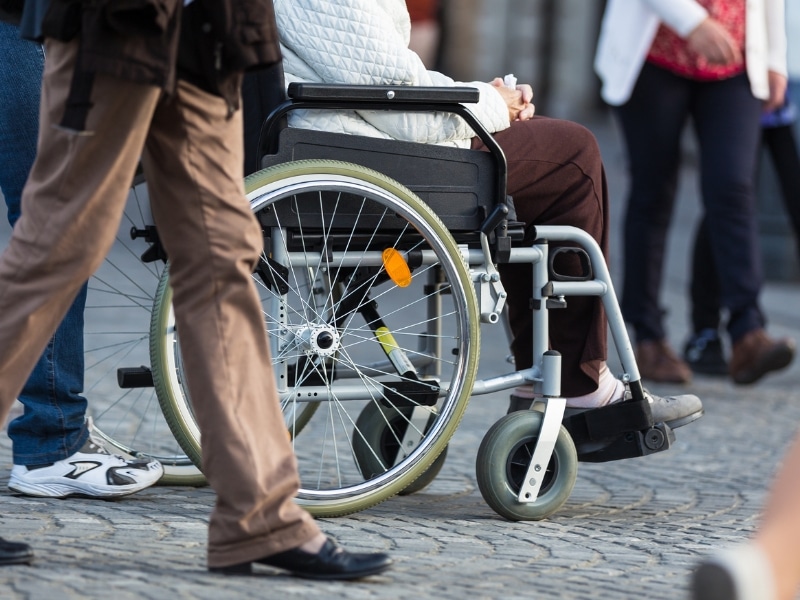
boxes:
[273,0,511,148]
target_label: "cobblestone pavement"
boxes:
[1,115,799,599]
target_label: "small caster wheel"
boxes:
[476,410,578,521]
[353,402,446,495]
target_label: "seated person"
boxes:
[267,0,703,427]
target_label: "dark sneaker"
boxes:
[691,544,775,600]
[684,329,728,376]
[0,536,33,566]
[8,422,163,498]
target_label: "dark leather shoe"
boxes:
[210,538,392,580]
[0,536,34,566]
[730,329,795,385]
[636,339,693,384]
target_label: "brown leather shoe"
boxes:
[636,339,693,384]
[729,329,795,385]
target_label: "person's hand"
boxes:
[764,70,788,113]
[686,17,743,65]
[490,77,535,122]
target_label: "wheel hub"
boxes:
[296,325,340,357]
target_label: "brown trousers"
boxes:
[474,116,610,397]
[0,39,319,567]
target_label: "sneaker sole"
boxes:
[665,408,704,430]
[8,475,162,499]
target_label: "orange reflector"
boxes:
[382,248,412,287]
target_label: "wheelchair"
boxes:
[135,77,697,520]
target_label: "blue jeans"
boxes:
[615,63,764,344]
[0,21,89,464]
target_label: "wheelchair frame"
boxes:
[98,81,685,520]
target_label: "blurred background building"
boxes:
[438,0,604,119]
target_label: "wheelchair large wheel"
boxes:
[84,181,205,486]
[151,159,480,516]
[476,410,578,521]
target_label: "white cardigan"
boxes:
[595,0,787,106]
[272,0,510,148]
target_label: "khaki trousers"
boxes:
[0,39,319,568]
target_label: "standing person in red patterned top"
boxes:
[595,0,795,387]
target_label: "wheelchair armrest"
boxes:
[288,82,480,105]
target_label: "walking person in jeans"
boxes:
[0,19,165,565]
[596,0,795,386]
[0,0,391,578]
[0,20,163,505]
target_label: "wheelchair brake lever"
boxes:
[468,234,508,324]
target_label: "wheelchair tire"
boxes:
[151,159,480,516]
[476,410,577,521]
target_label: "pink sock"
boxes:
[565,364,625,408]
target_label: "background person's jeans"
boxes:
[615,63,764,345]
[0,21,89,465]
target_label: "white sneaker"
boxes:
[8,427,163,498]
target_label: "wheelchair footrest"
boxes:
[572,422,675,462]
[562,397,675,462]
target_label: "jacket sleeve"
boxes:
[274,0,510,144]
[640,0,707,37]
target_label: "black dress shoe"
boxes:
[0,536,34,566]
[210,538,391,580]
